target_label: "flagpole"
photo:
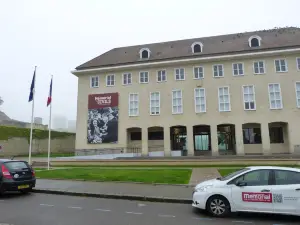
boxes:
[29,66,37,165]
[47,75,53,170]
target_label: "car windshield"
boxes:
[4,161,29,171]
[219,168,250,181]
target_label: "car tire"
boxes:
[20,188,32,194]
[206,195,231,217]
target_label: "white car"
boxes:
[192,166,300,217]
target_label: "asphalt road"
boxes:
[0,193,299,225]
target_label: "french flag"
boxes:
[47,78,52,107]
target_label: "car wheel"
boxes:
[20,188,32,194]
[206,195,230,217]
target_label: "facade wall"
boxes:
[75,52,300,155]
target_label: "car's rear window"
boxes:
[4,161,29,171]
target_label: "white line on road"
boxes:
[95,209,111,212]
[126,211,143,215]
[232,221,254,224]
[40,204,54,207]
[68,206,82,209]
[0,200,5,202]
[192,217,213,220]
[158,214,176,218]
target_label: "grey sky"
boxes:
[0,0,299,125]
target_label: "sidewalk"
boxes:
[33,179,194,204]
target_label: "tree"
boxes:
[0,97,3,106]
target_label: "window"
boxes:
[139,71,149,83]
[253,61,265,74]
[218,87,230,112]
[157,70,167,82]
[242,85,256,110]
[296,82,300,108]
[232,63,244,76]
[234,170,271,186]
[150,92,160,115]
[139,48,150,59]
[172,90,183,114]
[128,93,139,116]
[90,76,99,88]
[175,68,185,80]
[194,88,206,113]
[243,128,262,144]
[248,35,261,47]
[106,74,115,86]
[191,42,203,53]
[131,132,141,140]
[297,58,300,71]
[274,59,288,72]
[274,170,300,185]
[122,73,132,85]
[269,127,284,143]
[148,131,164,140]
[194,66,204,79]
[213,65,224,77]
[268,83,283,109]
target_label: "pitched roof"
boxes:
[75,27,300,70]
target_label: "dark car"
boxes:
[0,159,36,195]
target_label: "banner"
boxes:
[87,93,119,144]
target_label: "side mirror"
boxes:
[236,181,247,187]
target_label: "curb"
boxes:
[35,177,194,187]
[32,189,192,204]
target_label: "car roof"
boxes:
[246,166,300,172]
[0,159,25,163]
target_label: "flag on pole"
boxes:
[47,78,52,107]
[28,69,36,102]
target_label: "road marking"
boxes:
[68,206,82,209]
[138,203,146,207]
[192,217,213,220]
[95,209,111,212]
[158,214,176,218]
[126,211,143,215]
[232,221,254,224]
[0,200,5,202]
[40,204,54,207]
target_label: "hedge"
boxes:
[0,126,75,142]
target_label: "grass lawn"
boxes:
[36,168,192,184]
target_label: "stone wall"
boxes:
[0,136,75,157]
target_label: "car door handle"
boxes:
[295,188,300,191]
[261,189,270,192]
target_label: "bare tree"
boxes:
[0,97,3,106]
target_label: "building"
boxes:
[34,117,43,124]
[71,27,300,157]
[68,120,76,132]
[52,115,68,130]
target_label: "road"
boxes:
[0,193,299,225]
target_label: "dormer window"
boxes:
[248,35,262,47]
[139,48,150,59]
[191,42,203,53]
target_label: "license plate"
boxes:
[18,184,29,189]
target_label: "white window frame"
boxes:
[268,83,283,110]
[213,64,224,77]
[128,93,139,116]
[295,82,300,108]
[172,89,183,114]
[274,59,288,73]
[296,57,300,71]
[193,66,204,79]
[232,62,244,76]
[157,70,167,82]
[122,73,132,85]
[149,92,160,115]
[106,74,115,86]
[139,48,150,59]
[218,86,231,112]
[174,68,185,81]
[194,88,206,113]
[139,71,149,83]
[90,76,99,88]
[242,85,256,111]
[253,60,266,75]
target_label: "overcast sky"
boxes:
[0,0,299,125]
